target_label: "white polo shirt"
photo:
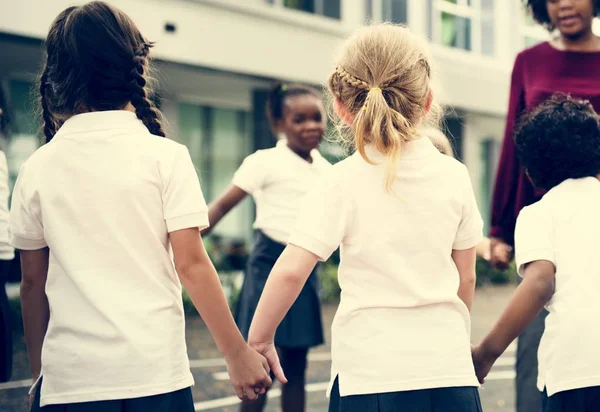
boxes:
[9,111,208,406]
[288,137,482,397]
[232,139,331,244]
[515,177,600,396]
[0,151,14,261]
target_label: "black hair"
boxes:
[265,82,321,131]
[40,1,165,143]
[523,0,600,30]
[515,93,600,190]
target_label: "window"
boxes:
[365,0,407,24]
[267,0,341,19]
[479,138,500,232]
[429,0,495,56]
[518,3,548,48]
[178,103,254,242]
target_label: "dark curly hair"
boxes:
[266,82,321,132]
[40,1,165,143]
[524,0,600,30]
[515,93,600,191]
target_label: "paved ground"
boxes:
[0,284,517,412]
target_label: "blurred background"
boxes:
[1,0,566,247]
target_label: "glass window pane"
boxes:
[178,103,204,177]
[323,0,341,19]
[210,108,253,242]
[382,0,407,23]
[441,12,471,51]
[481,0,495,56]
[365,0,373,21]
[284,0,315,13]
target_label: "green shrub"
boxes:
[476,257,517,286]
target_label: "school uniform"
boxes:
[288,138,484,411]
[9,111,208,410]
[515,177,600,412]
[232,139,330,349]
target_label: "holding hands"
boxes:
[226,344,273,400]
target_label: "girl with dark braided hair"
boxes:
[489,1,600,411]
[9,2,272,410]
[202,81,329,412]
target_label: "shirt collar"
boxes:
[362,137,438,161]
[53,111,149,138]
[276,138,325,165]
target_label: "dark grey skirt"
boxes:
[328,377,483,412]
[234,230,324,348]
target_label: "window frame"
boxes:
[430,0,488,55]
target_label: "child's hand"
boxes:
[225,345,272,400]
[471,344,497,384]
[249,341,288,385]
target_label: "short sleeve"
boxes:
[453,166,484,250]
[288,170,351,261]
[9,163,47,250]
[231,152,268,194]
[163,145,209,233]
[514,205,555,277]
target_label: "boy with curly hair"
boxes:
[473,93,600,412]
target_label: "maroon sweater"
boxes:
[490,42,600,245]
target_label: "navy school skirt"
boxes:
[234,230,324,349]
[31,378,194,411]
[328,377,483,412]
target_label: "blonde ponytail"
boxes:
[328,23,442,192]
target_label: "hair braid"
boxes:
[129,43,165,137]
[39,68,58,143]
[335,66,371,91]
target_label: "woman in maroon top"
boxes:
[490,1,600,411]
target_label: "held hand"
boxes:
[471,344,497,384]
[249,341,288,385]
[225,345,272,400]
[489,238,513,270]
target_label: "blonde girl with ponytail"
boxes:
[248,23,484,412]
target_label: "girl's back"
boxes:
[291,137,480,394]
[12,110,204,404]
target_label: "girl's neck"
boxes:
[286,141,313,163]
[555,30,600,52]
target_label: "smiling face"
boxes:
[547,0,596,38]
[276,94,326,158]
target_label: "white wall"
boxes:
[1,0,515,117]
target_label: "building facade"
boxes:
[0,0,551,244]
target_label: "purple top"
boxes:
[490,41,600,245]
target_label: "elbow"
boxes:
[277,267,307,287]
[460,271,477,287]
[533,276,554,304]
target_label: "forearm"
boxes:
[457,276,476,311]
[200,206,225,237]
[20,281,49,379]
[249,264,307,344]
[179,263,246,358]
[480,272,553,358]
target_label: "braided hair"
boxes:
[39,1,165,143]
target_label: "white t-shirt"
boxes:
[515,177,600,396]
[9,111,208,406]
[0,151,14,261]
[232,139,331,244]
[288,137,482,397]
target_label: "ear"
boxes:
[273,118,285,134]
[334,97,354,126]
[424,90,433,114]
